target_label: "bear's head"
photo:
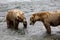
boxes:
[30,13,41,25]
[16,13,26,22]
[30,12,49,25]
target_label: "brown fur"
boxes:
[6,9,27,30]
[30,11,60,34]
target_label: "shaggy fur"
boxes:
[6,9,27,30]
[30,11,60,34]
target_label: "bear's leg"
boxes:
[44,21,51,34]
[7,20,12,28]
[13,21,19,30]
[15,23,19,30]
[10,21,14,28]
[23,21,27,28]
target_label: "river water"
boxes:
[0,0,60,40]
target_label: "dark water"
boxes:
[0,1,60,40]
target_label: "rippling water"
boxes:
[0,0,60,40]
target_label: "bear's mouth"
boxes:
[30,22,34,25]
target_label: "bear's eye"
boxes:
[17,16,23,21]
[31,18,34,22]
[17,16,22,20]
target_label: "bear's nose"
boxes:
[30,22,34,25]
[30,23,32,25]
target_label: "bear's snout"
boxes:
[30,22,32,25]
[30,22,34,25]
[23,21,27,28]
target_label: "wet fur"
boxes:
[30,11,60,34]
[6,9,27,30]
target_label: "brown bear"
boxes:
[6,9,27,30]
[30,11,60,34]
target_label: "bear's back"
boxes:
[6,9,23,21]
